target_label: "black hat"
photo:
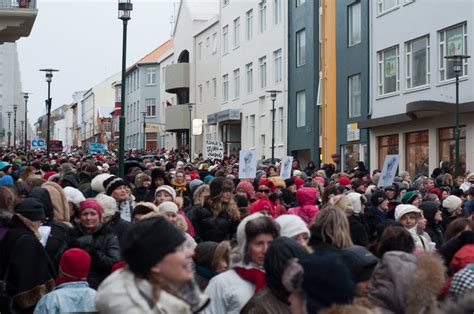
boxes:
[103,176,127,196]
[14,198,45,222]
[121,216,186,277]
[29,187,54,220]
[370,190,388,207]
[341,245,379,283]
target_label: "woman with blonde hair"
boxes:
[309,206,353,251]
[19,166,37,182]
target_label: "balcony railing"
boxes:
[0,0,36,9]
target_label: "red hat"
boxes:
[60,248,91,280]
[294,177,305,189]
[427,188,442,200]
[250,198,276,217]
[450,244,474,272]
[79,199,104,219]
[258,178,276,192]
[339,176,351,186]
[44,171,58,181]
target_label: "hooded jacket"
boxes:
[288,187,319,224]
[193,241,231,290]
[419,201,444,249]
[41,181,70,223]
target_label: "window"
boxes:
[296,90,306,127]
[439,126,466,174]
[146,99,156,117]
[377,46,399,95]
[296,0,305,6]
[378,134,399,169]
[212,33,217,54]
[212,78,217,98]
[233,69,240,98]
[198,42,202,60]
[274,0,282,25]
[406,36,430,89]
[222,74,229,102]
[273,49,282,83]
[348,74,361,117]
[249,115,256,146]
[233,18,240,48]
[246,9,253,41]
[198,85,203,103]
[261,134,266,157]
[406,130,429,176]
[146,67,156,85]
[348,2,361,46]
[259,0,267,33]
[246,63,253,94]
[278,107,283,142]
[377,0,399,14]
[259,56,267,89]
[296,29,306,67]
[343,144,368,172]
[439,23,468,81]
[222,25,229,54]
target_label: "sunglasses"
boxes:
[259,189,271,193]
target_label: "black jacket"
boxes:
[188,205,239,243]
[106,212,131,245]
[348,215,369,247]
[365,206,386,242]
[43,220,71,271]
[132,187,149,203]
[69,223,121,289]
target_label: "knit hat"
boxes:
[103,176,127,196]
[370,190,388,207]
[401,190,420,204]
[0,175,13,186]
[442,195,462,214]
[258,178,276,193]
[450,244,474,272]
[294,177,305,189]
[189,179,204,196]
[203,175,214,184]
[346,192,363,215]
[60,163,74,173]
[340,245,379,283]
[0,161,11,171]
[63,186,86,208]
[339,176,351,186]
[121,216,186,277]
[95,194,118,218]
[157,201,179,214]
[236,181,256,200]
[59,248,91,280]
[209,177,234,198]
[449,264,474,297]
[79,199,104,219]
[44,171,58,181]
[14,198,45,221]
[154,185,177,199]
[427,188,443,200]
[250,198,276,217]
[394,204,421,221]
[91,173,113,193]
[28,187,54,220]
[275,214,310,239]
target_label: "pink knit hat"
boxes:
[236,181,256,200]
[79,199,104,219]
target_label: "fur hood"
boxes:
[193,184,210,206]
[437,290,474,313]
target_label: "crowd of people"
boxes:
[0,148,473,313]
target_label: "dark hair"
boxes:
[444,218,474,242]
[132,205,154,220]
[245,216,280,252]
[376,226,415,257]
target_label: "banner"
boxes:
[31,139,46,149]
[205,140,224,160]
[378,155,400,187]
[279,156,294,179]
[88,142,108,154]
[239,149,257,179]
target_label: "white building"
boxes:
[361,0,474,176]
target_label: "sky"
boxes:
[17,0,176,123]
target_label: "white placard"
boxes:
[279,156,294,179]
[205,140,224,160]
[239,149,257,179]
[378,155,400,187]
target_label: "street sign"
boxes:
[31,139,46,149]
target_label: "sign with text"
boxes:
[31,139,46,149]
[88,142,108,154]
[378,155,400,187]
[205,140,224,160]
[239,149,257,179]
[279,156,294,179]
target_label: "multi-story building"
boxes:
[360,0,474,176]
[0,0,37,44]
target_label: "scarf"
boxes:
[172,179,187,196]
[234,267,266,292]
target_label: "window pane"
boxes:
[383,47,397,93]
[296,90,306,127]
[406,131,429,176]
[296,29,306,67]
[378,134,399,169]
[349,74,361,117]
[411,37,427,87]
[439,126,466,174]
[446,25,464,79]
[348,2,361,46]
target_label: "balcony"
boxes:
[0,0,38,44]
[165,63,190,94]
[165,105,191,132]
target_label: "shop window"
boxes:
[378,134,399,169]
[342,143,367,172]
[406,130,429,177]
[439,126,466,174]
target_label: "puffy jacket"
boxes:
[106,212,131,244]
[69,223,121,289]
[188,205,240,242]
[288,187,319,224]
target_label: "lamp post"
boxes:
[118,0,133,178]
[13,104,18,149]
[6,111,12,148]
[266,90,282,165]
[22,92,30,151]
[444,54,471,176]
[19,121,24,147]
[188,103,194,161]
[39,68,59,157]
[141,111,147,151]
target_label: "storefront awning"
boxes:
[207,109,241,125]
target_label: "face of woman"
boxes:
[80,208,101,232]
[434,210,443,222]
[399,213,417,230]
[220,191,232,203]
[155,191,173,205]
[112,185,128,202]
[151,244,194,285]
[247,233,274,266]
[214,259,229,273]
[441,190,449,199]
[293,233,309,248]
[412,195,422,208]
[164,212,178,224]
[154,177,165,187]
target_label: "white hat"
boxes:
[155,185,177,199]
[157,201,179,214]
[442,195,462,214]
[63,186,85,207]
[394,204,420,221]
[95,193,118,217]
[347,192,363,215]
[275,215,310,239]
[91,173,113,193]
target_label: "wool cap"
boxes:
[157,201,179,215]
[121,216,186,277]
[203,175,214,184]
[189,179,204,196]
[95,193,118,217]
[0,175,13,186]
[80,199,104,218]
[340,245,379,283]
[209,177,234,198]
[258,178,276,192]
[346,192,363,215]
[250,198,276,217]
[339,176,351,186]
[275,214,310,239]
[63,186,86,207]
[91,173,113,193]
[394,204,421,221]
[370,190,388,207]
[442,195,462,214]
[14,198,45,221]
[294,177,305,189]
[154,185,177,199]
[401,190,420,204]
[60,248,91,280]
[236,181,256,200]
[103,176,127,196]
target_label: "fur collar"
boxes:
[16,214,42,240]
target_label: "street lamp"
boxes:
[39,68,59,157]
[444,54,471,176]
[22,92,30,151]
[141,111,147,150]
[12,104,18,149]
[118,0,133,178]
[6,111,12,148]
[20,121,24,147]
[266,90,282,165]
[188,103,194,161]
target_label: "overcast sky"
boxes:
[17,0,176,123]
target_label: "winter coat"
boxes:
[193,241,231,291]
[0,215,56,313]
[40,220,71,270]
[106,211,131,244]
[241,287,290,314]
[288,187,319,224]
[96,268,208,314]
[0,209,12,241]
[420,201,445,249]
[188,204,240,242]
[348,214,369,247]
[69,223,121,289]
[118,199,134,222]
[132,186,148,203]
[33,281,97,314]
[365,206,387,242]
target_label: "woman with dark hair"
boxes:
[304,161,316,177]
[376,225,415,258]
[444,217,474,242]
[143,167,170,202]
